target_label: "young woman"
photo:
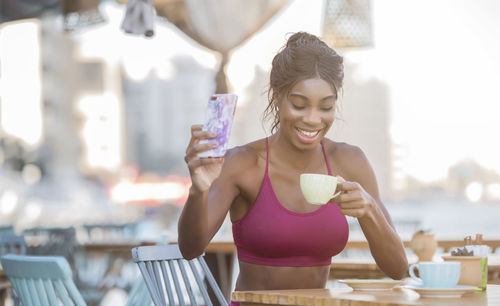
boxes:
[179,32,408,295]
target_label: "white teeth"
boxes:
[297,128,320,137]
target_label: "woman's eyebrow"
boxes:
[288,93,308,101]
[321,94,337,101]
[289,93,337,101]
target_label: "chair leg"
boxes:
[203,253,233,305]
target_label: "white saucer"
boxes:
[403,285,477,298]
[338,279,404,291]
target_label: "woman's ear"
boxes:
[275,92,284,109]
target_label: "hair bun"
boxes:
[286,32,320,48]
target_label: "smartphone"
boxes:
[197,94,238,158]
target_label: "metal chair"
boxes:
[83,222,139,242]
[0,235,26,256]
[131,244,227,306]
[0,254,86,306]
[0,235,26,306]
[23,227,77,261]
[126,276,153,306]
[0,225,15,236]
[1,253,153,306]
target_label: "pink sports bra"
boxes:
[232,138,349,267]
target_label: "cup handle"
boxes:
[408,263,422,283]
[331,191,341,199]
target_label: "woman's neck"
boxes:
[269,132,323,172]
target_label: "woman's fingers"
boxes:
[187,157,223,169]
[191,124,203,132]
[188,125,215,141]
[187,125,203,149]
[336,191,362,203]
[193,130,217,139]
[186,124,217,155]
[339,208,364,218]
[185,142,218,162]
[337,201,366,210]
[337,181,360,192]
[336,175,346,183]
[334,180,375,218]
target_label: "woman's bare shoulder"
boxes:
[322,138,364,158]
[222,139,267,173]
[322,138,370,176]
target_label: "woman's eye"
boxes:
[321,106,334,111]
[292,104,305,110]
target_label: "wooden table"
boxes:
[232,284,500,306]
[80,239,235,257]
[330,258,385,280]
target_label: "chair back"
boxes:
[0,225,15,236]
[0,235,26,255]
[131,244,227,306]
[83,222,138,242]
[0,236,26,306]
[23,227,77,259]
[0,254,86,306]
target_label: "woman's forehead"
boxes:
[289,78,336,98]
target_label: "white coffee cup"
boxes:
[300,173,341,205]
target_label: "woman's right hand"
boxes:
[184,125,225,194]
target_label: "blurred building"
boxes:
[446,159,500,202]
[41,18,86,180]
[230,66,270,145]
[329,60,392,199]
[122,56,216,175]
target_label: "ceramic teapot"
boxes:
[410,230,437,262]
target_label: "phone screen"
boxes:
[198,94,238,158]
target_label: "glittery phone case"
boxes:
[198,94,238,158]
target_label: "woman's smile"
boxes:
[295,128,321,143]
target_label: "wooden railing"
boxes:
[345,240,500,253]
[205,239,500,254]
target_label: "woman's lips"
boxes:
[296,128,321,143]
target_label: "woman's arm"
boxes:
[335,145,408,279]
[178,125,241,259]
[178,164,239,259]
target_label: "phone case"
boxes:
[198,94,238,158]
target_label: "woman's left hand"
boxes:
[332,179,376,218]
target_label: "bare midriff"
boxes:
[235,261,330,290]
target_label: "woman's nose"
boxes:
[303,108,321,125]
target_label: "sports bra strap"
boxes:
[321,141,333,176]
[265,137,269,175]
[267,138,331,175]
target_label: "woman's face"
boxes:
[277,78,336,150]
